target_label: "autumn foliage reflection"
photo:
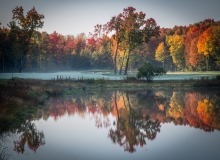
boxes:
[109,91,161,152]
[32,90,220,152]
[14,121,45,154]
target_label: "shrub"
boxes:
[137,61,166,82]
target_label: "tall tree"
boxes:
[155,41,168,68]
[121,7,160,75]
[64,35,76,69]
[167,35,185,71]
[197,27,213,71]
[106,14,125,74]
[212,26,220,67]
[188,37,205,70]
[185,19,215,71]
[12,6,44,72]
[92,35,112,69]
[7,21,26,71]
[48,31,66,70]
[0,25,10,72]
[38,32,50,71]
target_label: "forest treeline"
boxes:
[0,6,220,73]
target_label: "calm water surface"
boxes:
[1,90,220,160]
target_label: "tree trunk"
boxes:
[46,52,48,71]
[19,55,22,73]
[2,56,4,72]
[124,49,131,75]
[14,59,16,71]
[122,94,128,109]
[114,91,120,120]
[206,56,209,71]
[114,41,119,74]
[19,50,27,73]
[119,49,126,75]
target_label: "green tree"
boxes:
[12,6,44,72]
[7,21,24,71]
[136,61,166,82]
[0,25,10,72]
[122,7,160,75]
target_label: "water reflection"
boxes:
[32,89,220,152]
[109,91,161,152]
[1,89,220,159]
[13,121,45,154]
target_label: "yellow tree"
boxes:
[167,35,185,71]
[155,41,168,68]
[197,27,213,71]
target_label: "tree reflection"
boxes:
[136,90,156,109]
[13,121,45,154]
[25,89,220,153]
[197,97,220,130]
[166,92,184,120]
[37,93,113,128]
[109,91,161,152]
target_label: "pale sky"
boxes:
[0,0,220,36]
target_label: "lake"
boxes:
[1,89,220,160]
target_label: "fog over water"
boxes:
[0,71,220,80]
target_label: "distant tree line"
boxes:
[0,6,220,73]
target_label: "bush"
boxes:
[137,61,166,82]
